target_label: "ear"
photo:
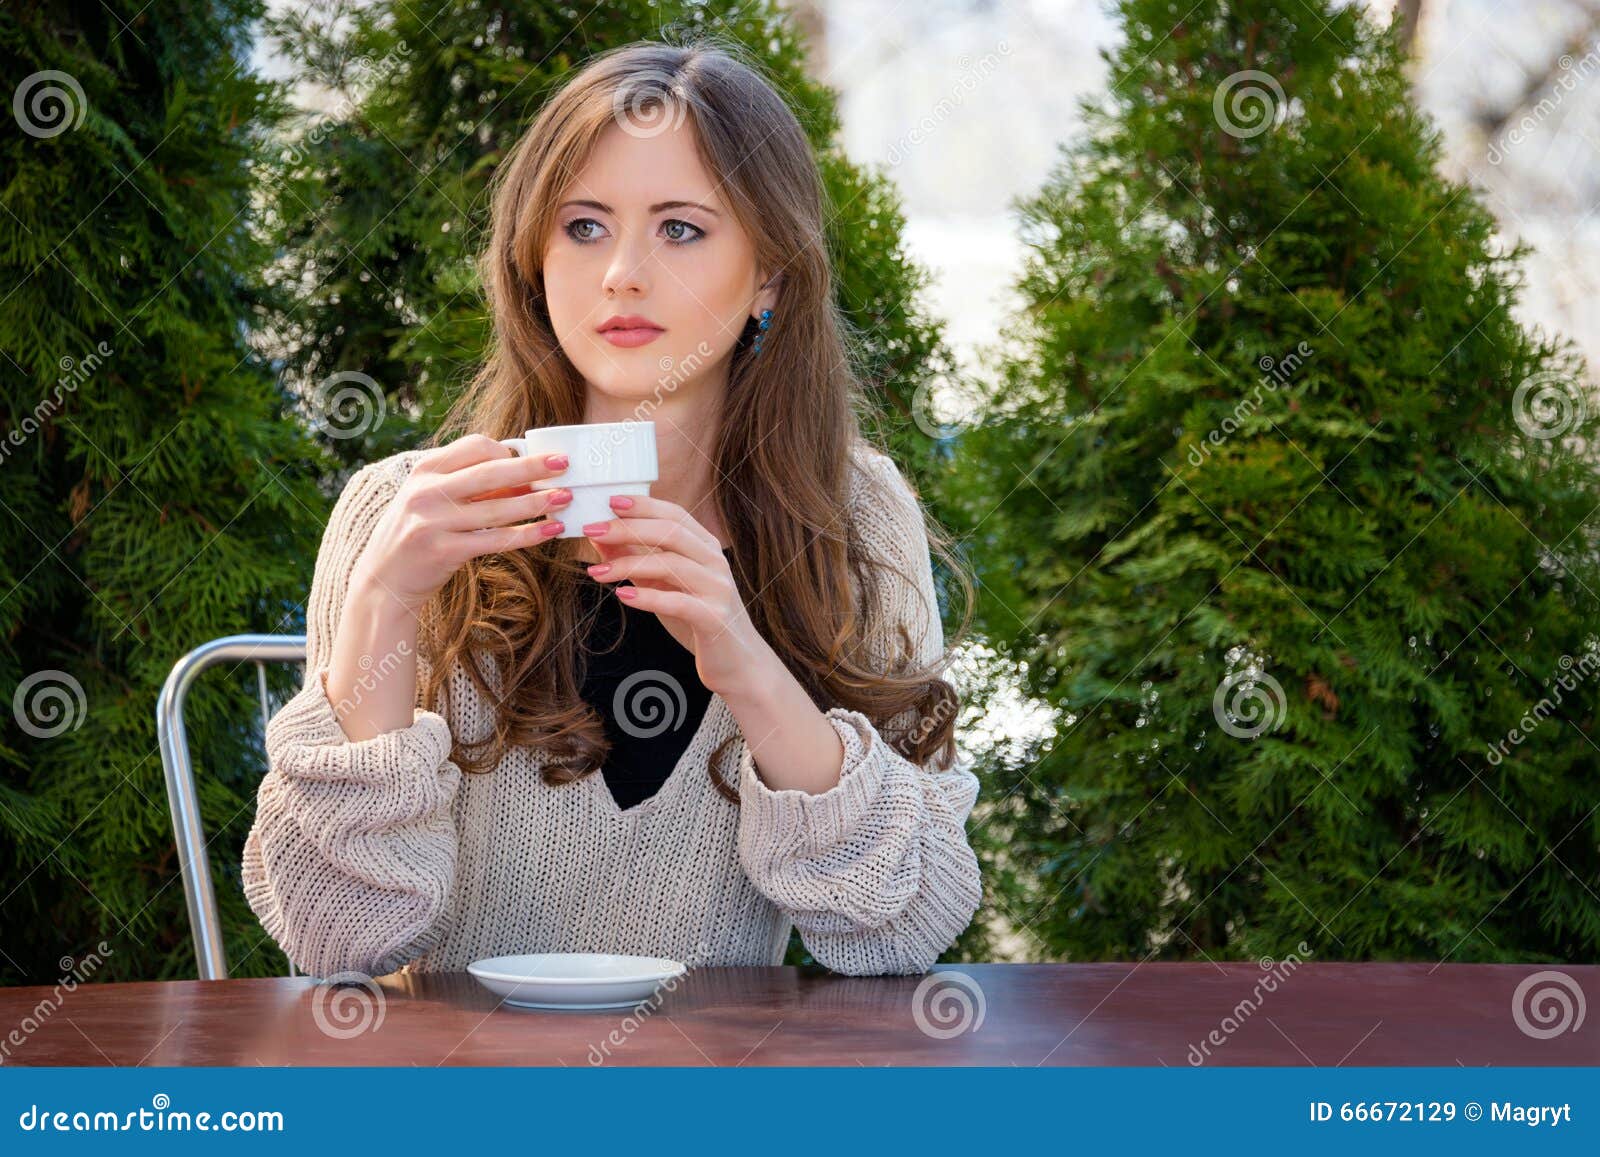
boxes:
[752,270,783,321]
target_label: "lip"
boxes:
[596,314,665,349]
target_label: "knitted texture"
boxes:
[241,442,982,979]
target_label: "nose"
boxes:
[601,229,653,298]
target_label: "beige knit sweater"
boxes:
[241,441,982,979]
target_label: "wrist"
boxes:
[349,562,424,626]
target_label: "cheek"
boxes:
[670,247,752,332]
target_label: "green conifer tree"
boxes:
[0,0,329,981]
[951,0,1600,962]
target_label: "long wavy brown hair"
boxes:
[419,36,974,802]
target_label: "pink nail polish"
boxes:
[587,563,611,576]
[610,494,633,509]
[545,454,568,469]
[582,522,607,536]
[617,586,637,599]
[540,521,564,537]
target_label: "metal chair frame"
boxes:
[156,634,307,980]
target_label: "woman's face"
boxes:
[541,115,778,410]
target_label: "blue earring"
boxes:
[752,308,773,354]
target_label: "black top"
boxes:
[575,548,732,811]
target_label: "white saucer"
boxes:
[467,952,688,1010]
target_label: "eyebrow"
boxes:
[558,198,721,217]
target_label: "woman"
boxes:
[242,37,982,980]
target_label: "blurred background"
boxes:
[3,0,1598,984]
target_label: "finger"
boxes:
[459,516,568,559]
[584,516,720,565]
[608,494,722,554]
[447,486,572,531]
[414,433,517,476]
[439,450,570,502]
[587,551,710,593]
[612,584,716,630]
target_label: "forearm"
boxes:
[325,566,422,741]
[720,647,845,794]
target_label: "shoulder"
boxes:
[846,439,927,552]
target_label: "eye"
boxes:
[662,219,705,245]
[564,217,606,244]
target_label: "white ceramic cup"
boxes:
[498,421,658,538]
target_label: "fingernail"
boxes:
[582,522,608,536]
[540,521,564,537]
[609,494,633,509]
[545,453,568,469]
[587,563,611,576]
[617,586,637,599]
[549,488,572,504]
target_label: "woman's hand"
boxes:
[580,493,773,697]
[355,434,574,615]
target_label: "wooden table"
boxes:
[2,963,1594,1066]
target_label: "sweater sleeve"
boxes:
[734,450,983,976]
[241,457,462,980]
